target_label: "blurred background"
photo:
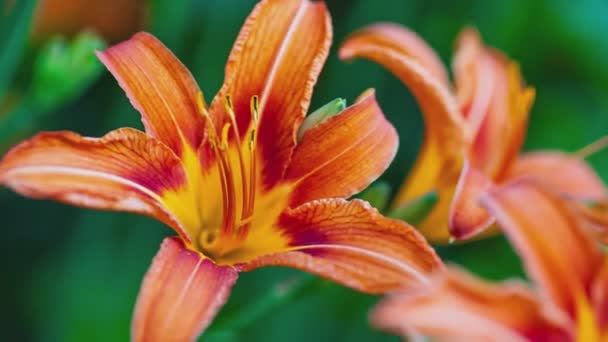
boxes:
[1,0,607,341]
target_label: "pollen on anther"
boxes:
[250,95,260,123]
[220,123,231,149]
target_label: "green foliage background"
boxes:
[1,0,607,341]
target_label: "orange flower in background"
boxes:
[32,0,147,42]
[0,1,442,341]
[339,24,607,243]
[372,180,608,341]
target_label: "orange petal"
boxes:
[575,199,608,244]
[489,61,535,176]
[497,62,536,172]
[286,90,397,206]
[504,151,607,201]
[340,23,471,244]
[452,28,483,119]
[210,0,331,188]
[481,179,604,315]
[132,237,238,342]
[96,32,205,156]
[472,62,535,178]
[0,128,191,240]
[239,199,443,294]
[507,152,608,243]
[454,28,534,179]
[339,23,449,85]
[371,267,572,341]
[453,28,500,128]
[448,160,495,240]
[591,258,608,328]
[454,29,535,177]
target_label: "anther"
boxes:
[250,95,260,123]
[249,130,256,150]
[220,123,231,149]
[242,96,260,222]
[225,95,236,120]
[248,96,260,151]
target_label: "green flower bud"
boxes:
[31,31,106,111]
[297,97,346,141]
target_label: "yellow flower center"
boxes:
[153,93,290,265]
[194,94,260,256]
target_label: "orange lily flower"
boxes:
[0,1,442,340]
[339,24,606,243]
[372,180,608,341]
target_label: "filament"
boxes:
[575,136,608,159]
[194,92,262,252]
[224,96,251,225]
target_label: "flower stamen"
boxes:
[235,96,260,238]
[192,93,264,256]
[217,123,237,235]
[224,96,251,227]
[245,96,260,220]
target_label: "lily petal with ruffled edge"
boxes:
[286,90,398,206]
[240,199,442,293]
[0,128,191,240]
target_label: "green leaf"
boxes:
[0,0,37,97]
[357,181,391,211]
[387,191,438,225]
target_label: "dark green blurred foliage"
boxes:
[1,0,607,341]
[388,191,438,225]
[0,0,37,96]
[31,32,106,111]
[357,181,391,212]
[0,0,106,147]
[0,31,106,146]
